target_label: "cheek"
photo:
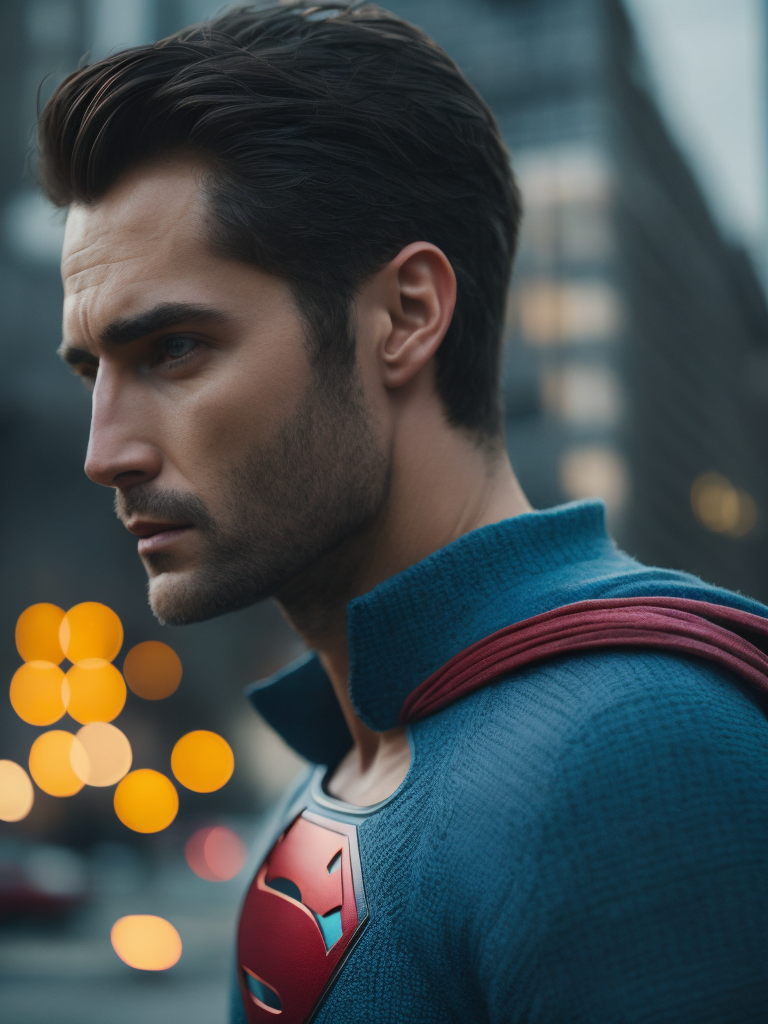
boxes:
[163,332,310,474]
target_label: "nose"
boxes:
[84,367,163,489]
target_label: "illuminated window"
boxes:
[559,204,613,262]
[515,145,612,207]
[542,364,622,425]
[518,202,613,267]
[690,472,758,538]
[517,280,621,346]
[517,206,559,267]
[514,145,614,268]
[559,445,629,515]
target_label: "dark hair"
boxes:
[38,1,521,440]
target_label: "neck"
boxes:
[276,415,531,788]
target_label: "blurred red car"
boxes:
[0,842,89,920]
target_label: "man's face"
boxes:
[60,161,388,624]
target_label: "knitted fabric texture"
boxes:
[234,502,768,1023]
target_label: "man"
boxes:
[40,2,768,1022]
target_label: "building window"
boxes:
[559,445,629,516]
[515,145,612,207]
[517,280,621,345]
[690,472,758,538]
[514,144,614,269]
[541,363,622,426]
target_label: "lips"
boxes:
[124,520,193,555]
[125,520,190,538]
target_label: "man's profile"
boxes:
[39,3,768,1022]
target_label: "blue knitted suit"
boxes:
[232,501,768,1023]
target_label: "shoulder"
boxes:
[413,652,768,1020]
[417,647,768,830]
[513,650,768,881]
[426,649,768,876]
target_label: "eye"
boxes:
[160,335,199,362]
[79,370,97,393]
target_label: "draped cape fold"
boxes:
[399,597,768,725]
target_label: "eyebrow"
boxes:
[59,302,237,366]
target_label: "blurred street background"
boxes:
[1,0,768,1021]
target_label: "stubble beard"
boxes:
[119,370,389,627]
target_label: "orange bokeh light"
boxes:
[15,603,65,664]
[0,760,35,822]
[113,769,179,833]
[28,731,85,797]
[64,659,126,724]
[10,661,67,726]
[111,915,182,971]
[71,722,132,787]
[123,641,182,700]
[185,826,247,881]
[59,602,123,663]
[171,730,234,793]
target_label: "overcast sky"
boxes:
[624,0,766,263]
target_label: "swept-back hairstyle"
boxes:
[39,1,521,440]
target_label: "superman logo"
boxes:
[237,811,367,1023]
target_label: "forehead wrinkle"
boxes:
[64,254,150,298]
[63,242,144,272]
[64,222,206,298]
[64,196,200,274]
[60,165,221,346]
[64,222,179,274]
[62,288,101,354]
[63,267,142,351]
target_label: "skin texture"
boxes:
[60,160,532,805]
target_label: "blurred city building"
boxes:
[1,0,768,851]
[384,0,768,600]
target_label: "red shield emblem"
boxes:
[237,810,367,1023]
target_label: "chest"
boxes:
[234,769,450,1024]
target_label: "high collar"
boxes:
[247,500,632,762]
[345,500,617,728]
[248,498,768,763]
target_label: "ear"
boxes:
[379,242,457,390]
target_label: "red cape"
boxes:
[400,597,768,724]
